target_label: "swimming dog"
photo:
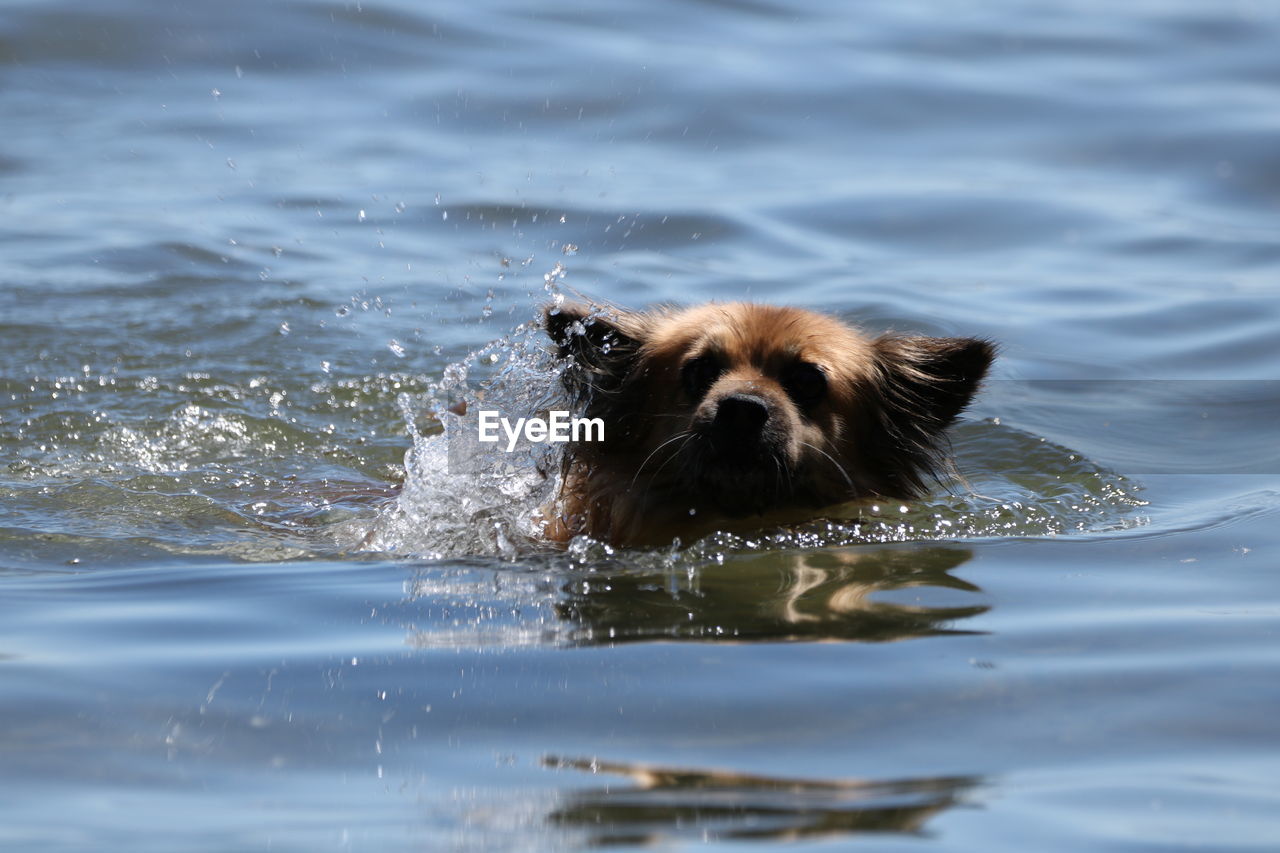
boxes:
[543,301,994,547]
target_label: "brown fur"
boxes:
[544,301,994,547]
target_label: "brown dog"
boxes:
[543,301,994,546]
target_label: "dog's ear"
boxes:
[543,302,649,411]
[864,334,996,493]
[544,302,644,366]
[873,335,995,429]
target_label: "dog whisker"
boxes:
[800,440,855,492]
[636,431,698,511]
[629,430,693,492]
[778,448,794,498]
[648,432,697,485]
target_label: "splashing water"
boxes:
[358,316,573,558]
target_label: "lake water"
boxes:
[3,0,1279,849]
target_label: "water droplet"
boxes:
[388,340,406,358]
[226,158,236,170]
[562,243,578,255]
[278,322,290,336]
[357,209,366,222]
[210,88,222,99]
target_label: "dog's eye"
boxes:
[681,354,722,400]
[782,362,827,409]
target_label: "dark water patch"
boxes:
[421,202,749,257]
[1105,231,1280,271]
[0,0,444,74]
[527,0,794,32]
[0,476,299,555]
[882,20,1153,64]
[1139,326,1280,379]
[1046,123,1280,212]
[0,525,277,572]
[87,241,263,276]
[774,193,1098,254]
[271,195,355,213]
[989,381,1280,477]
[1052,298,1280,377]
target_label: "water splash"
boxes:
[359,317,572,559]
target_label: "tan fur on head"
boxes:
[544,301,994,547]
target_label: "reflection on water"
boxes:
[403,545,985,649]
[559,546,985,645]
[542,756,980,846]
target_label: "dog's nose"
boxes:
[713,393,769,437]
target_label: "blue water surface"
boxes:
[2,0,1279,850]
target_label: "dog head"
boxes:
[546,301,993,519]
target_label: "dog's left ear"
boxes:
[872,335,996,431]
[865,334,995,493]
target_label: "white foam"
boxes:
[361,320,571,558]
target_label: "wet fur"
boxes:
[544,301,994,547]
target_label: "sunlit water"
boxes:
[3,0,1280,850]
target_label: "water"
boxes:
[3,0,1279,849]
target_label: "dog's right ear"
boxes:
[543,302,648,405]
[544,301,645,371]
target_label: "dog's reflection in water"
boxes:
[535,550,986,843]
[542,756,980,845]
[558,545,986,645]
[410,546,987,843]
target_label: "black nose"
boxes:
[712,394,770,439]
